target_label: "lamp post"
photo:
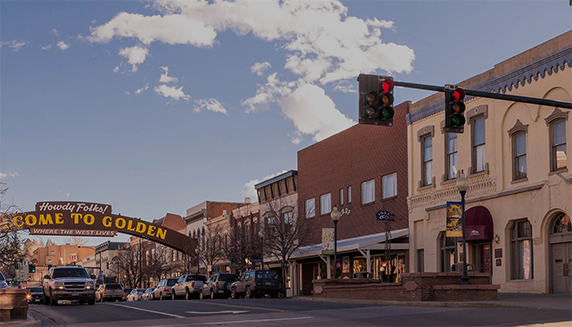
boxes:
[259,227,264,271]
[456,170,470,284]
[195,248,200,274]
[331,206,341,278]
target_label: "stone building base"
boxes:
[312,272,499,301]
[0,289,29,321]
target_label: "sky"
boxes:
[1,0,571,246]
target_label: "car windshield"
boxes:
[219,274,237,281]
[137,289,145,292]
[105,284,122,289]
[29,288,43,293]
[166,279,177,286]
[52,268,89,278]
[187,275,207,282]
[256,271,277,279]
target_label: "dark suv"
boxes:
[230,270,280,299]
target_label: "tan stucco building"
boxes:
[407,31,571,293]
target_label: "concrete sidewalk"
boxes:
[295,292,572,310]
[0,316,41,327]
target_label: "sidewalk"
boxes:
[0,316,40,327]
[295,292,572,310]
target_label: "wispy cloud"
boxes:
[153,84,190,101]
[0,172,20,179]
[242,170,288,199]
[41,44,53,50]
[135,83,149,95]
[250,61,271,76]
[51,28,59,37]
[57,40,70,51]
[118,45,148,72]
[159,66,179,83]
[193,98,228,115]
[1,39,28,51]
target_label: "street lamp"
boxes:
[456,170,470,284]
[331,206,342,278]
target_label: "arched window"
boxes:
[545,109,568,172]
[552,213,571,234]
[508,120,528,181]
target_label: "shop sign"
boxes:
[446,201,463,237]
[321,228,334,255]
[376,210,392,221]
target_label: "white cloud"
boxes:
[51,28,59,37]
[242,170,288,199]
[193,98,228,115]
[63,193,71,198]
[118,45,149,71]
[241,73,295,113]
[41,44,52,50]
[280,83,355,142]
[159,66,178,83]
[113,66,120,73]
[153,84,190,100]
[290,131,303,145]
[126,91,131,95]
[1,40,28,51]
[0,172,20,179]
[250,61,271,76]
[135,83,149,95]
[333,81,356,93]
[57,40,70,51]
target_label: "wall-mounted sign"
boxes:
[446,201,463,237]
[321,228,334,255]
[376,210,392,221]
[11,201,197,254]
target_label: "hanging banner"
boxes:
[321,228,334,255]
[446,201,463,237]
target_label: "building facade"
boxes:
[229,199,260,274]
[407,31,571,293]
[294,101,411,296]
[95,241,129,283]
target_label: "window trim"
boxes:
[339,188,344,206]
[320,193,332,216]
[382,172,398,199]
[361,179,376,205]
[547,114,568,172]
[421,134,433,187]
[445,132,458,181]
[471,114,487,174]
[305,198,316,218]
[508,120,529,181]
[347,186,352,204]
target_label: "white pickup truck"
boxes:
[43,266,96,305]
[171,274,207,299]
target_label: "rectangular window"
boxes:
[514,132,527,180]
[417,249,424,272]
[511,220,533,280]
[552,120,567,171]
[348,186,352,203]
[440,233,456,272]
[361,179,375,204]
[473,116,486,173]
[283,212,293,233]
[340,188,344,205]
[422,136,433,186]
[446,133,458,179]
[305,198,315,218]
[320,193,331,215]
[382,173,397,198]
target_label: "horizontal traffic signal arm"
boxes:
[393,80,572,109]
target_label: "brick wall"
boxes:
[297,102,410,245]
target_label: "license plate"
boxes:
[265,282,271,285]
[71,292,78,296]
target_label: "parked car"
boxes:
[127,288,146,301]
[95,283,124,302]
[152,278,177,300]
[122,288,132,301]
[171,274,207,300]
[199,273,238,299]
[43,266,96,305]
[0,271,7,289]
[141,288,154,301]
[230,270,280,299]
[26,287,44,304]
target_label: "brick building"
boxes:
[293,101,411,296]
[228,199,260,274]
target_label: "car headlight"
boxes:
[55,281,64,287]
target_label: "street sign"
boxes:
[376,210,392,221]
[321,228,334,255]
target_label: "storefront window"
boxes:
[511,219,533,280]
[440,232,456,272]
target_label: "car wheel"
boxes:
[199,291,204,300]
[88,299,95,305]
[185,289,190,300]
[270,292,278,298]
[245,287,252,299]
[210,289,215,300]
[79,300,85,305]
[230,288,237,299]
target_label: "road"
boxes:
[29,298,572,326]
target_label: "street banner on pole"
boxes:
[321,228,334,255]
[446,201,463,237]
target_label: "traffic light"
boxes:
[29,264,36,273]
[358,74,395,126]
[444,85,466,133]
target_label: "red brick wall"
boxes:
[206,202,245,220]
[297,102,410,245]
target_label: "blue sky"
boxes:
[1,0,570,245]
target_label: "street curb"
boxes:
[293,296,528,309]
[0,315,41,327]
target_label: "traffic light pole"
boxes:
[393,81,572,109]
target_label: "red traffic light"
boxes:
[452,88,465,102]
[380,79,394,93]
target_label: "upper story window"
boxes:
[552,119,567,171]
[348,186,352,203]
[339,188,344,205]
[513,132,527,180]
[446,133,458,180]
[361,179,375,204]
[472,116,486,173]
[422,136,433,186]
[305,198,315,218]
[382,173,397,198]
[320,193,331,215]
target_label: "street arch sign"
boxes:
[12,201,197,254]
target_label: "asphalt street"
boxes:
[28,298,572,327]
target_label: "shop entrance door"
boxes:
[551,242,572,293]
[472,242,492,275]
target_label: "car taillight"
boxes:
[103,291,106,294]
[191,282,194,288]
[121,291,124,294]
[253,280,256,286]
[215,282,219,288]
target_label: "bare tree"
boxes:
[65,236,88,247]
[227,223,254,274]
[0,182,24,276]
[199,224,227,274]
[113,244,146,289]
[261,197,311,295]
[147,244,180,283]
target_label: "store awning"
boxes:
[464,206,494,241]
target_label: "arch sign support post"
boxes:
[11,201,197,255]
